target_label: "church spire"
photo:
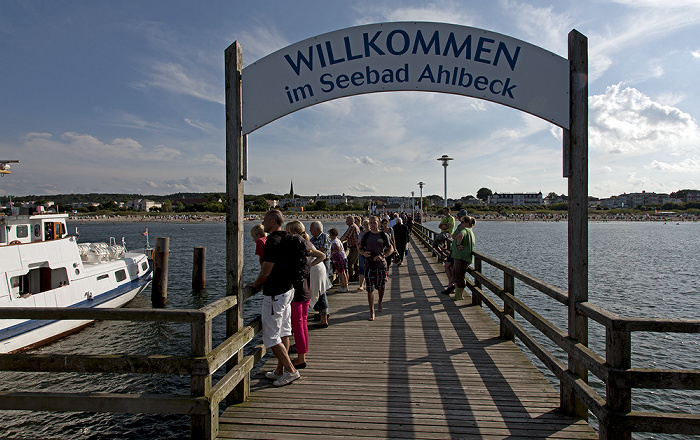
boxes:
[290,179,295,198]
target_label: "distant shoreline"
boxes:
[68,213,696,224]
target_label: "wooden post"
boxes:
[151,237,169,308]
[501,272,515,341]
[600,328,632,440]
[562,29,589,420]
[225,41,248,404]
[192,247,206,291]
[190,317,215,439]
[471,256,482,306]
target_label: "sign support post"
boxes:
[224,41,247,406]
[562,29,589,420]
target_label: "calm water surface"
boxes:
[0,219,697,439]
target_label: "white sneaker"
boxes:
[273,370,301,386]
[337,287,348,293]
[265,370,282,380]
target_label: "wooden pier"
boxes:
[217,239,596,439]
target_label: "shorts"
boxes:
[261,289,293,348]
[364,266,388,293]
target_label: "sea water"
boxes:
[0,219,697,439]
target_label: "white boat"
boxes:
[0,210,153,353]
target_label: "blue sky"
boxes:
[1,0,699,200]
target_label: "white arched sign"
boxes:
[226,26,589,422]
[242,22,569,134]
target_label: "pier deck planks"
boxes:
[217,239,596,439]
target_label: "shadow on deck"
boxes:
[217,240,596,439]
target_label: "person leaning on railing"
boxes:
[431,206,455,249]
[450,215,476,301]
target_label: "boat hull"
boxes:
[0,276,151,353]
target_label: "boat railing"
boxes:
[0,285,261,440]
[413,222,700,439]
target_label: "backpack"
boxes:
[281,233,311,288]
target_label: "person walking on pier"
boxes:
[247,209,301,387]
[381,217,397,270]
[392,217,410,266]
[309,221,332,327]
[450,215,476,301]
[328,228,349,292]
[357,218,370,291]
[360,216,394,321]
[340,215,360,282]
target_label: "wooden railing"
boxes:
[0,286,262,440]
[413,223,700,439]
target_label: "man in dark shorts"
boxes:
[360,216,394,321]
[247,209,300,386]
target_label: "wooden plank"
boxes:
[217,240,596,439]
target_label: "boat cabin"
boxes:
[0,212,68,246]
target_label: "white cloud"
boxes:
[200,154,225,166]
[347,181,379,193]
[587,3,700,80]
[356,1,477,26]
[134,61,223,104]
[692,50,700,59]
[486,175,520,184]
[500,0,572,55]
[184,118,218,134]
[345,155,382,166]
[647,156,700,172]
[589,84,700,155]
[236,24,290,64]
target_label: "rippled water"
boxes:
[1,219,698,439]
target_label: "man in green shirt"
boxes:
[432,207,455,248]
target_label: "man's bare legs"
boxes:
[271,336,296,375]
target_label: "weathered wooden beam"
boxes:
[615,411,700,435]
[206,318,259,373]
[0,353,205,375]
[225,39,248,408]
[0,307,205,322]
[564,28,589,420]
[473,251,568,304]
[612,368,700,390]
[0,391,208,415]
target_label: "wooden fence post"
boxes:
[599,328,632,440]
[190,317,215,440]
[501,272,515,340]
[562,29,589,420]
[471,256,482,306]
[225,40,249,404]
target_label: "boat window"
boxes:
[129,264,138,277]
[115,269,127,282]
[97,274,109,281]
[16,225,29,238]
[141,262,149,271]
[10,266,69,298]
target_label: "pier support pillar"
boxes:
[192,246,206,291]
[151,237,170,308]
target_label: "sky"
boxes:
[1,0,699,200]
